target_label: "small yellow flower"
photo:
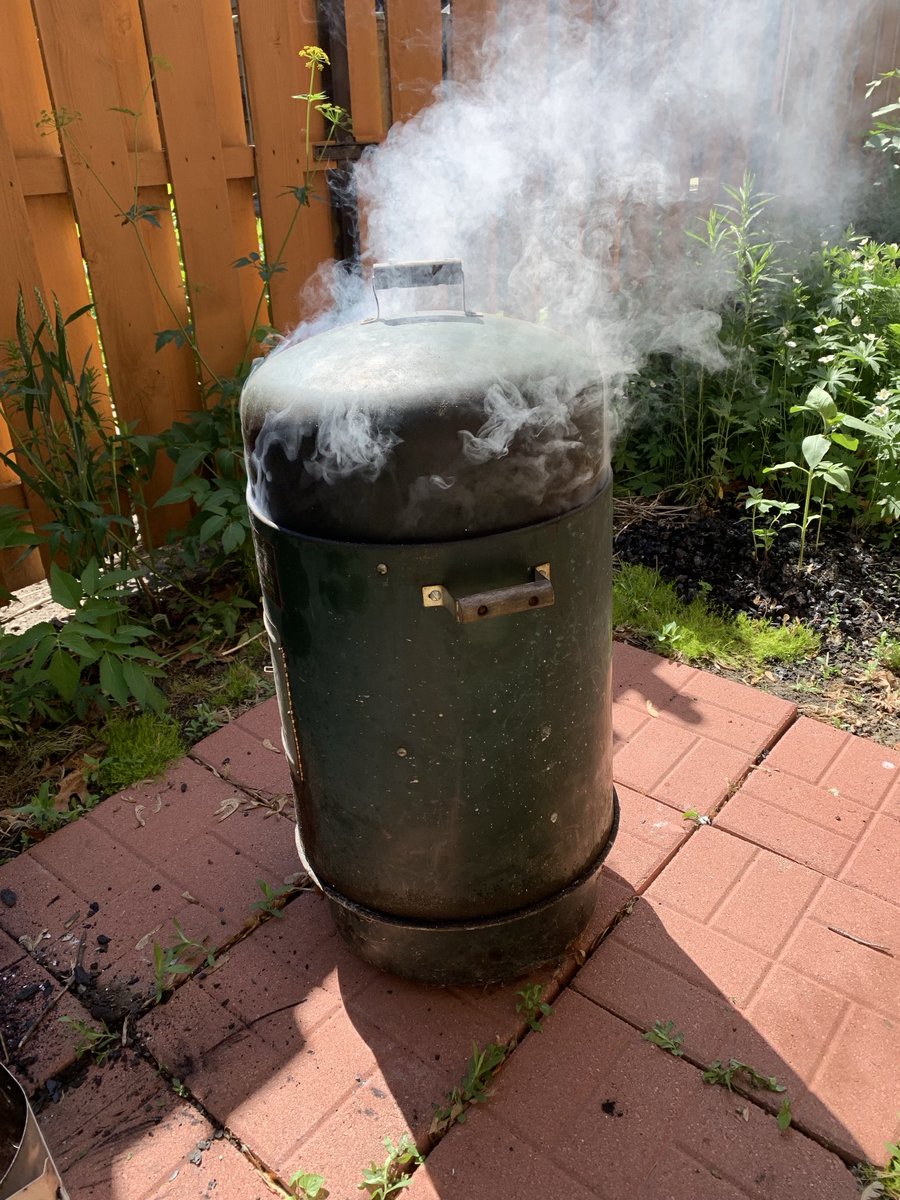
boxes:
[300,45,330,71]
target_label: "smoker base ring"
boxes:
[297,788,619,987]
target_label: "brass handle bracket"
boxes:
[422,564,553,624]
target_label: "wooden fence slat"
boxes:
[345,0,389,142]
[448,0,497,85]
[235,0,337,330]
[385,0,444,124]
[140,0,255,381]
[31,0,198,531]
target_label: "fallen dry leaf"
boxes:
[646,700,660,718]
[134,925,161,952]
[133,805,146,828]
[181,891,200,904]
[262,738,281,754]
[214,797,242,821]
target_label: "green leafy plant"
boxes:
[861,1138,900,1199]
[358,1134,423,1199]
[642,1019,685,1057]
[764,386,888,566]
[681,807,709,826]
[153,918,216,1001]
[0,290,158,576]
[701,1058,786,1094]
[776,1096,793,1132]
[0,560,165,743]
[0,504,41,603]
[250,878,292,920]
[59,1016,119,1064]
[515,982,553,1032]
[289,1169,327,1199]
[743,486,799,558]
[430,1041,511,1137]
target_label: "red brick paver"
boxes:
[0,928,99,1090]
[0,757,298,1017]
[611,644,796,815]
[408,992,858,1200]
[39,1049,269,1200]
[191,697,292,796]
[573,825,900,1162]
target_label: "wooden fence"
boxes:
[1,0,899,598]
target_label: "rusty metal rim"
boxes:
[299,787,619,934]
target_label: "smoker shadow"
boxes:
[336,863,865,1196]
[36,867,865,1199]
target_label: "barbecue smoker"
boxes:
[240,261,618,985]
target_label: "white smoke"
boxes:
[252,0,878,497]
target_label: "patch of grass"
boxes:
[96,711,185,794]
[613,563,820,667]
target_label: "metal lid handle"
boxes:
[372,260,467,318]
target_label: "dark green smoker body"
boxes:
[241,262,617,985]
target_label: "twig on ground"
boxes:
[827,926,894,957]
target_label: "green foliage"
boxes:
[96,712,185,794]
[515,983,553,1032]
[0,290,158,574]
[613,563,820,667]
[430,1041,510,1137]
[59,1016,119,1064]
[642,1019,685,1057]
[250,878,292,920]
[5,776,97,840]
[776,1097,793,1132]
[153,918,216,1002]
[614,176,900,547]
[0,559,165,744]
[701,1058,786,1094]
[289,1170,327,1199]
[358,1135,423,1199]
[861,1139,900,1198]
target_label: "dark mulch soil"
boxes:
[613,500,900,748]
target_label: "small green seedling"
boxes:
[251,878,292,920]
[682,807,710,826]
[702,1058,786,1093]
[153,918,216,1001]
[776,1097,793,1132]
[515,982,553,1032]
[642,1019,685,1057]
[289,1169,327,1199]
[358,1134,422,1198]
[860,1138,900,1199]
[59,1016,119,1065]
[430,1040,510,1136]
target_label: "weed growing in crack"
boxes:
[358,1134,423,1198]
[289,1169,327,1199]
[153,918,216,1001]
[860,1135,900,1199]
[250,878,292,920]
[430,1041,511,1137]
[701,1058,786,1094]
[776,1096,793,1132]
[642,1019,685,1056]
[515,982,553,1032]
[59,1016,119,1065]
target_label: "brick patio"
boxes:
[1,642,896,1199]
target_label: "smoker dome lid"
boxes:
[240,268,606,542]
[240,311,598,425]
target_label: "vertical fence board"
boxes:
[140,0,254,381]
[385,0,444,124]
[345,0,389,141]
[236,0,337,330]
[31,0,199,536]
